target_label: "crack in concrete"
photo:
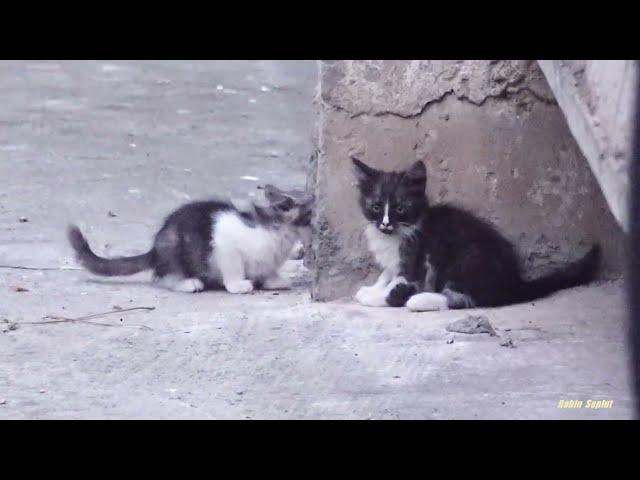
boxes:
[323,83,555,120]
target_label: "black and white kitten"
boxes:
[68,185,314,294]
[351,157,600,311]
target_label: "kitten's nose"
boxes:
[379,223,394,233]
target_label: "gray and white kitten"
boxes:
[68,185,314,294]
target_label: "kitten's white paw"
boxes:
[355,285,375,299]
[173,278,204,293]
[262,275,292,290]
[355,285,389,307]
[225,279,254,294]
[406,292,449,312]
[355,286,371,304]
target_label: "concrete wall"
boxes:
[538,60,637,232]
[311,60,626,301]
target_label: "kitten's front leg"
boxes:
[356,274,405,307]
[355,267,395,303]
[386,249,427,307]
[156,274,205,293]
[214,246,253,294]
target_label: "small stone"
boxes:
[39,389,46,394]
[446,315,497,336]
[500,337,516,348]
[0,399,6,405]
[18,216,28,222]
[216,84,224,91]
[260,85,271,92]
[11,286,29,293]
[108,211,117,217]
[446,337,454,344]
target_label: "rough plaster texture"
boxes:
[538,60,637,232]
[312,60,625,302]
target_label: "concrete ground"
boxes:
[0,60,634,419]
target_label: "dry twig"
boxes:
[14,306,156,331]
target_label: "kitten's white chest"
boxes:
[212,212,296,279]
[365,224,401,271]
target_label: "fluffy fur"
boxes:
[68,186,314,294]
[351,156,601,311]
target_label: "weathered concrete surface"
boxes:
[312,60,625,302]
[538,60,637,232]
[1,268,633,419]
[0,61,633,419]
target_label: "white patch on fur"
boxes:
[424,255,436,292]
[174,278,204,293]
[355,267,397,303]
[365,224,401,272]
[212,211,299,292]
[379,203,394,232]
[406,292,449,312]
[356,276,407,307]
[225,279,254,294]
[155,275,204,293]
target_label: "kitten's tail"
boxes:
[67,225,154,276]
[516,245,601,302]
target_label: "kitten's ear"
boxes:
[351,156,380,185]
[300,192,315,208]
[403,160,427,192]
[263,184,287,204]
[262,185,293,211]
[406,160,426,179]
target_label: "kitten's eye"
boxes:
[396,205,405,214]
[371,204,381,213]
[275,200,293,212]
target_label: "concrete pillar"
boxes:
[538,60,637,232]
[311,60,625,301]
